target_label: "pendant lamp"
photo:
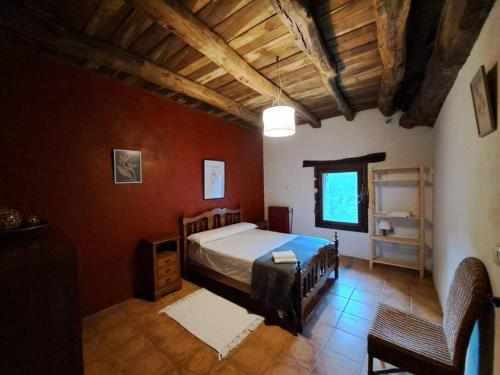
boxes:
[263,57,296,137]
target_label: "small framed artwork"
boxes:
[113,149,142,184]
[470,65,496,137]
[203,160,225,199]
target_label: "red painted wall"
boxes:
[0,40,264,316]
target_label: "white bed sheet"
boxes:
[188,228,297,284]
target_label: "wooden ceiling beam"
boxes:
[399,0,494,128]
[270,0,354,121]
[373,0,411,116]
[129,0,321,128]
[0,3,261,128]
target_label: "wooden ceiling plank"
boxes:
[184,0,213,14]
[336,40,379,64]
[110,9,153,49]
[130,0,321,127]
[128,23,172,56]
[373,0,411,116]
[228,15,287,54]
[54,0,101,32]
[164,46,205,72]
[342,66,383,86]
[216,0,275,42]
[84,0,132,40]
[327,23,377,54]
[339,48,381,76]
[271,0,354,121]
[317,0,373,24]
[147,34,185,64]
[399,0,494,128]
[315,0,354,18]
[196,0,254,28]
[319,6,375,40]
[238,33,302,70]
[0,3,261,128]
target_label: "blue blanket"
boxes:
[250,235,332,318]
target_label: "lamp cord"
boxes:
[273,56,283,106]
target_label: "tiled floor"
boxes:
[83,256,443,375]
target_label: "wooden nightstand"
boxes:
[255,220,268,230]
[138,233,182,301]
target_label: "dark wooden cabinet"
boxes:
[0,226,83,375]
[137,233,182,301]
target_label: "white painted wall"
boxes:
[432,2,500,373]
[263,109,433,261]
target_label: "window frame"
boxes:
[314,163,368,233]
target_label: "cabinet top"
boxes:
[142,233,180,245]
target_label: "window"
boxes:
[315,163,368,232]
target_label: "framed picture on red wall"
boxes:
[113,149,142,184]
[203,159,225,199]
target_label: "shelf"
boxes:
[373,179,419,186]
[372,257,420,270]
[373,212,419,220]
[372,235,420,246]
[372,167,420,173]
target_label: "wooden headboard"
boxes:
[179,208,242,268]
[180,207,242,239]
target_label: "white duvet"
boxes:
[188,223,297,284]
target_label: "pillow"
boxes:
[187,222,257,245]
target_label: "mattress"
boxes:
[188,228,297,284]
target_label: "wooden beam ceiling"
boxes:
[399,0,494,128]
[0,3,261,128]
[270,0,354,121]
[392,0,444,112]
[129,0,322,128]
[373,0,411,116]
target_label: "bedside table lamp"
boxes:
[379,220,392,236]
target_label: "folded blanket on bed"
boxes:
[272,250,297,263]
[273,256,297,264]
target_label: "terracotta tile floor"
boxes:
[83,256,443,375]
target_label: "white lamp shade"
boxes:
[263,105,295,137]
[379,220,392,230]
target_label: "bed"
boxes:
[180,208,339,332]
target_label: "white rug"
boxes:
[159,288,264,359]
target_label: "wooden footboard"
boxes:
[293,232,339,332]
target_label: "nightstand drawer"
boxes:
[157,274,178,289]
[157,253,177,269]
[157,264,178,279]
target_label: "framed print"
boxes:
[203,160,225,199]
[113,149,142,184]
[470,65,496,137]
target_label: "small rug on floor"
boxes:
[159,288,263,359]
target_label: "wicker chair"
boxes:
[367,257,490,375]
